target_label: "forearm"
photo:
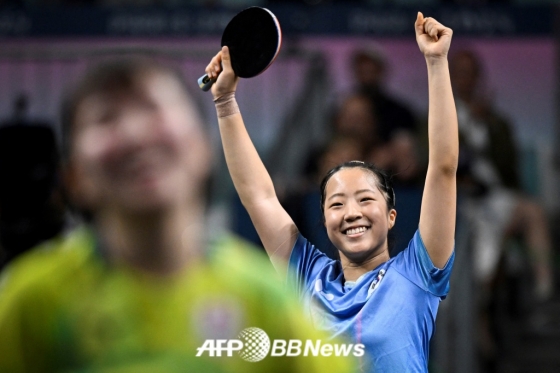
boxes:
[416,13,457,267]
[426,57,459,174]
[217,105,277,207]
[208,46,298,268]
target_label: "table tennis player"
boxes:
[0,57,355,372]
[207,12,457,372]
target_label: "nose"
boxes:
[344,200,362,221]
[117,105,158,147]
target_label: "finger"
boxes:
[424,18,440,41]
[204,62,212,77]
[414,12,425,37]
[431,20,447,35]
[430,27,439,42]
[220,46,234,74]
[205,53,222,79]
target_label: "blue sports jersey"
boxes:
[288,229,454,373]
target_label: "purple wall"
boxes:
[0,36,557,208]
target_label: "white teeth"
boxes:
[346,227,367,235]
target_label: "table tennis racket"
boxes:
[198,7,282,91]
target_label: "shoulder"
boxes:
[210,232,273,269]
[0,227,95,305]
[393,229,446,269]
[390,229,454,297]
[288,233,336,277]
[209,232,285,290]
[290,233,332,265]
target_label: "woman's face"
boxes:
[69,71,210,215]
[323,168,396,263]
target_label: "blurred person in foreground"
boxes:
[0,58,355,372]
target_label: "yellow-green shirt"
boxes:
[0,228,355,373]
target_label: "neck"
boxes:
[95,200,205,276]
[340,248,390,282]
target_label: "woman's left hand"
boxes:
[415,12,453,60]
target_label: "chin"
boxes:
[343,249,374,263]
[120,198,169,215]
[338,238,384,262]
[117,186,178,215]
[336,243,369,260]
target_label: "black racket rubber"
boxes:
[222,7,281,78]
[198,7,281,91]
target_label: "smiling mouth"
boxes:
[344,226,369,236]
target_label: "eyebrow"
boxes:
[327,189,376,201]
[356,189,376,195]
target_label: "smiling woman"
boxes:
[320,164,396,280]
[207,11,458,373]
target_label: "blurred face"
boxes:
[69,71,210,215]
[391,132,419,180]
[335,95,377,143]
[323,168,396,263]
[318,139,363,178]
[450,53,479,100]
[354,56,384,88]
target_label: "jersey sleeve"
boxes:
[287,234,334,299]
[392,229,454,299]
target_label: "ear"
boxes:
[388,208,397,230]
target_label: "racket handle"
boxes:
[198,74,215,91]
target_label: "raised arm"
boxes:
[206,46,298,272]
[415,13,458,268]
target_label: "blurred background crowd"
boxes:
[0,1,559,373]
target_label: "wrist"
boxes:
[425,55,449,67]
[214,92,240,118]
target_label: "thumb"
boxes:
[221,46,234,73]
[414,12,425,37]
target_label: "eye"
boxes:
[95,108,119,125]
[329,202,343,209]
[138,96,159,113]
[360,197,373,203]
